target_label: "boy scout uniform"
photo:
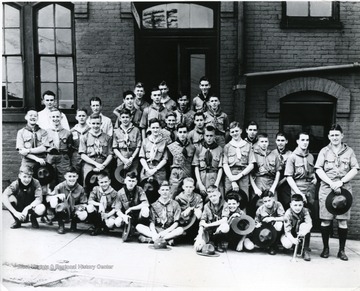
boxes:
[47,127,72,184]
[271,148,292,210]
[139,135,168,184]
[134,99,150,112]
[16,124,49,168]
[78,131,113,184]
[315,143,359,220]
[160,96,177,111]
[70,124,90,178]
[252,147,281,194]
[284,147,316,207]
[188,129,204,149]
[204,108,229,148]
[113,104,143,128]
[174,108,195,129]
[86,113,113,137]
[167,139,196,197]
[192,93,208,112]
[255,201,285,225]
[139,104,169,130]
[161,127,177,144]
[192,142,223,195]
[150,198,181,231]
[223,140,256,196]
[112,124,141,173]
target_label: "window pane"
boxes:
[4,4,20,27]
[7,82,23,108]
[38,4,54,27]
[41,83,57,99]
[190,4,213,28]
[55,5,71,28]
[58,57,73,82]
[40,57,57,82]
[58,83,74,109]
[56,29,72,54]
[167,3,188,28]
[2,57,6,82]
[286,2,308,16]
[7,57,23,82]
[310,2,332,17]
[143,5,167,28]
[38,29,55,54]
[4,28,21,54]
[190,54,205,98]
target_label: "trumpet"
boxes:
[291,234,305,262]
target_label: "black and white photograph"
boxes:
[1,1,360,290]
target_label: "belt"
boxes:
[200,168,218,173]
[230,165,245,170]
[297,177,313,182]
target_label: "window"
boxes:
[281,1,342,29]
[2,2,76,115]
[36,4,75,109]
[2,4,23,108]
[142,3,213,29]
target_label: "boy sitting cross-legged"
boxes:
[254,190,285,255]
[136,181,183,245]
[281,194,312,261]
[112,172,150,239]
[194,185,230,253]
[2,166,46,229]
[48,167,87,234]
[86,172,118,236]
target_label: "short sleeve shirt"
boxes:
[139,135,168,163]
[112,125,141,152]
[3,178,43,207]
[47,127,72,152]
[70,125,90,151]
[283,207,312,234]
[88,186,118,209]
[204,110,229,135]
[201,199,228,223]
[113,186,148,211]
[139,104,169,129]
[150,199,181,228]
[255,201,285,224]
[223,140,256,168]
[192,143,223,171]
[284,147,315,180]
[253,148,281,177]
[53,181,87,211]
[78,131,113,159]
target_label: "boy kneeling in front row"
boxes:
[47,167,88,234]
[194,185,229,253]
[136,181,183,245]
[3,166,46,229]
[281,194,312,261]
[87,172,118,236]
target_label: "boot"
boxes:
[30,213,39,229]
[10,218,21,229]
[58,220,65,234]
[70,220,77,232]
[320,225,331,258]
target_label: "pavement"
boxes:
[1,209,360,290]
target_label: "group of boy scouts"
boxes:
[3,77,359,261]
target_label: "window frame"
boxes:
[281,1,343,29]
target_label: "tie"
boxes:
[32,130,37,148]
[205,148,213,167]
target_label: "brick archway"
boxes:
[267,77,350,117]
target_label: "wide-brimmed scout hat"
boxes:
[197,243,220,257]
[114,165,138,184]
[252,223,277,248]
[33,163,55,185]
[140,178,160,204]
[181,214,197,231]
[230,215,255,235]
[325,188,353,215]
[122,217,132,242]
[149,238,171,251]
[226,190,249,210]
[84,170,100,190]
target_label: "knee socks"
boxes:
[320,225,331,249]
[338,227,348,251]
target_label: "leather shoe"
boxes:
[70,221,77,232]
[10,221,21,229]
[337,250,348,261]
[90,228,101,236]
[303,251,311,261]
[57,224,65,234]
[215,244,225,253]
[320,247,330,258]
[30,215,39,229]
[268,247,277,255]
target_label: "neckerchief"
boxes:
[293,147,309,172]
[89,131,103,156]
[25,124,41,148]
[18,178,32,191]
[229,139,247,160]
[120,123,134,149]
[151,103,165,112]
[148,134,162,162]
[207,107,223,129]
[202,141,218,167]
[51,127,63,149]
[165,127,176,141]
[175,138,190,158]
[124,186,136,207]
[73,124,90,134]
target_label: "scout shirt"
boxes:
[89,185,118,211]
[201,199,229,223]
[150,198,181,229]
[188,128,204,149]
[112,124,141,159]
[139,103,169,129]
[139,134,168,165]
[16,124,49,164]
[38,107,70,130]
[314,143,359,181]
[284,147,315,181]
[223,139,256,169]
[271,148,292,179]
[203,107,229,136]
[47,127,72,153]
[167,139,196,177]
[253,147,281,177]
[192,142,223,172]
[78,131,113,162]
[53,181,87,212]
[160,96,177,111]
[161,127,177,144]
[3,178,43,211]
[255,201,285,224]
[283,207,312,235]
[113,186,149,212]
[134,99,150,112]
[70,124,90,151]
[113,103,142,128]
[86,113,113,137]
[192,92,209,112]
[175,191,203,213]
[174,108,195,129]
[224,206,243,224]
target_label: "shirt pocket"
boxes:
[294,161,305,178]
[23,137,33,149]
[340,157,350,171]
[324,159,335,171]
[240,152,249,165]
